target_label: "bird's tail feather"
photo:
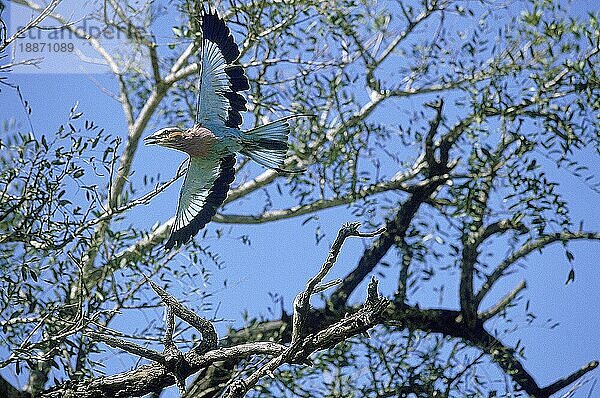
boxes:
[241,115,312,173]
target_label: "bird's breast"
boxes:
[184,126,218,158]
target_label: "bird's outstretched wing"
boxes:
[195,9,249,129]
[165,155,236,249]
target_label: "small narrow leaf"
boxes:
[565,268,575,285]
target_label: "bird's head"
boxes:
[144,127,185,149]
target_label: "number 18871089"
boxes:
[19,42,75,52]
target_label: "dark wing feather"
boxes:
[201,11,240,63]
[195,9,250,129]
[165,155,236,249]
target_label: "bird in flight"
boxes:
[145,9,307,250]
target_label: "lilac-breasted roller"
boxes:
[144,9,307,250]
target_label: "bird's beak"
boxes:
[144,134,160,146]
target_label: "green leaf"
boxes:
[565,250,574,263]
[565,268,575,285]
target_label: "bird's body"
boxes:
[145,9,306,249]
[148,124,240,158]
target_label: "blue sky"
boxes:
[2,0,600,396]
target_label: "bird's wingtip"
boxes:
[163,235,178,251]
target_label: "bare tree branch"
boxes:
[0,0,61,52]
[39,342,285,398]
[292,222,385,342]
[146,278,217,351]
[478,280,526,321]
[85,331,164,363]
[476,231,600,305]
